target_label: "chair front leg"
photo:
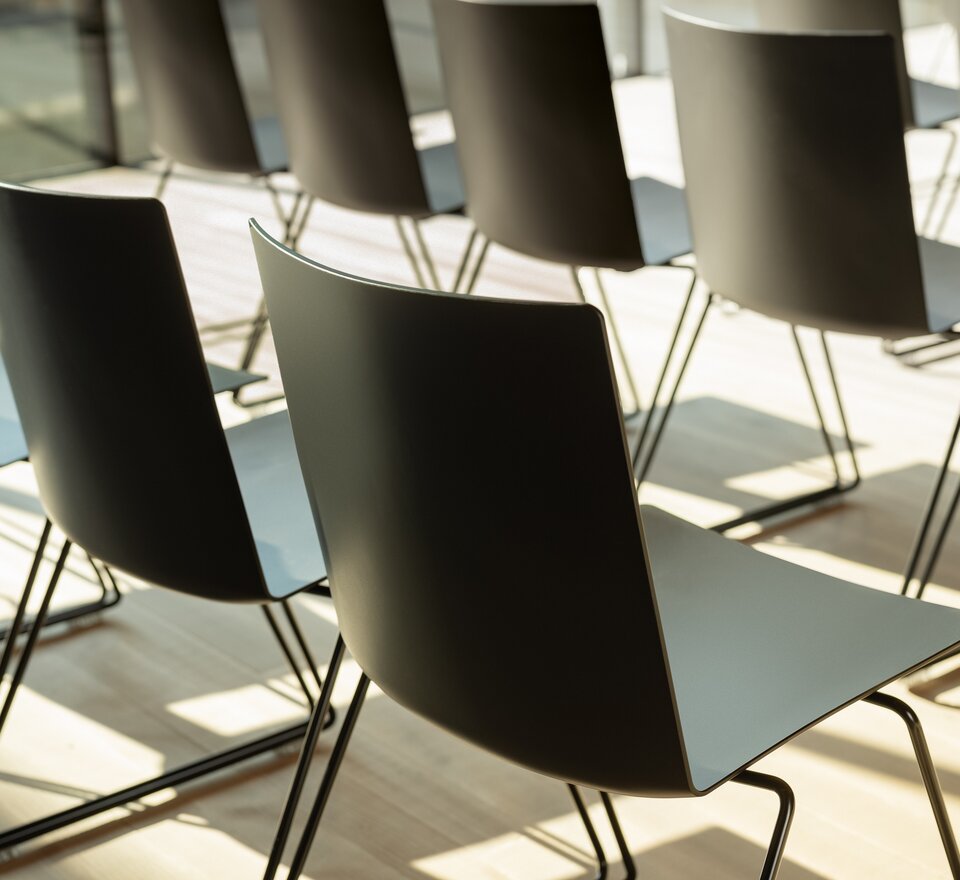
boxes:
[731,769,795,880]
[865,691,960,879]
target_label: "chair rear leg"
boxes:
[568,785,608,880]
[451,227,481,294]
[599,792,637,880]
[732,770,794,880]
[865,691,960,879]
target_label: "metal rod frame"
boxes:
[0,543,336,854]
[902,405,960,599]
[632,292,860,533]
[865,691,960,879]
[732,769,795,880]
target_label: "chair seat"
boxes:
[642,505,960,794]
[206,362,265,395]
[911,78,960,130]
[226,410,327,598]
[253,115,290,175]
[630,176,693,267]
[919,236,960,333]
[420,141,466,215]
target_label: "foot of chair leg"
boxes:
[865,691,960,878]
[732,769,794,880]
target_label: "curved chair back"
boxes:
[251,223,691,796]
[255,0,431,217]
[0,184,268,602]
[117,0,262,174]
[665,11,929,338]
[757,0,916,128]
[430,0,643,270]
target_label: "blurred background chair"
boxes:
[429,0,694,419]
[242,0,469,376]
[253,223,960,880]
[0,183,335,853]
[663,11,960,544]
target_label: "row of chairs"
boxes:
[5,1,960,878]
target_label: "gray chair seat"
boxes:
[226,409,326,598]
[645,504,960,793]
[253,115,289,176]
[912,78,960,131]
[420,141,466,215]
[919,236,960,332]
[630,176,693,267]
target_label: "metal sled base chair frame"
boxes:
[0,530,339,853]
[629,287,861,534]
[261,647,639,880]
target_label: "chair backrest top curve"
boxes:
[251,220,692,795]
[0,183,269,602]
[430,0,644,270]
[664,9,928,338]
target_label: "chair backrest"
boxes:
[665,10,929,338]
[254,0,431,217]
[0,184,268,602]
[757,0,916,128]
[117,0,262,174]
[251,221,691,796]
[430,0,644,270]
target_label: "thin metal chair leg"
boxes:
[283,674,371,880]
[903,407,960,598]
[287,196,316,252]
[732,769,795,880]
[634,290,713,484]
[262,606,316,711]
[461,237,491,296]
[866,692,960,879]
[599,792,637,880]
[590,268,643,416]
[263,175,304,248]
[631,268,699,476]
[0,537,72,738]
[913,475,960,601]
[280,600,325,695]
[568,785,608,880]
[923,125,958,238]
[262,635,347,880]
[711,328,859,533]
[412,219,443,290]
[0,521,52,680]
[395,216,429,288]
[153,159,174,200]
[451,227,481,294]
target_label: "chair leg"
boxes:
[712,328,859,533]
[0,598,339,854]
[452,228,482,294]
[731,770,795,880]
[599,792,637,880]
[922,125,958,239]
[632,269,705,480]
[574,268,643,417]
[568,785,608,880]
[395,216,430,288]
[0,536,71,738]
[153,159,175,200]
[902,406,960,599]
[279,673,371,880]
[460,236,491,296]
[865,692,960,879]
[411,219,443,291]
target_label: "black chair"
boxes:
[252,222,960,880]
[241,0,469,374]
[429,0,694,419]
[662,10,960,567]
[0,183,335,853]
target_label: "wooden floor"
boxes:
[9,26,960,880]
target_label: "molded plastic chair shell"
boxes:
[664,10,932,339]
[430,0,644,270]
[117,0,274,174]
[254,0,441,218]
[0,183,287,602]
